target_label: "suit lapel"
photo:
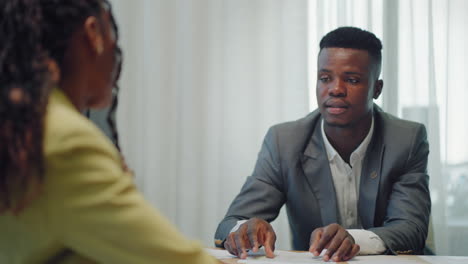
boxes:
[358,111,385,228]
[302,118,339,226]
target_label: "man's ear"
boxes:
[83,16,104,55]
[373,80,383,99]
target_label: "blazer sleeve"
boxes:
[214,127,286,247]
[44,127,217,264]
[369,124,431,255]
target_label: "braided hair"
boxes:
[0,0,122,213]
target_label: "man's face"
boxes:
[316,48,382,128]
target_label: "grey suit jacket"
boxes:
[215,105,431,254]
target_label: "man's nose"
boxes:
[329,80,346,97]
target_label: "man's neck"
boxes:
[324,116,373,163]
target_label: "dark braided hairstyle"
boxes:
[0,0,122,213]
[107,10,122,152]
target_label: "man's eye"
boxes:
[319,77,331,83]
[347,78,359,84]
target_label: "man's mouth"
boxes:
[324,100,349,115]
[326,106,348,115]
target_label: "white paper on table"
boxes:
[237,250,330,264]
[205,248,452,264]
[348,255,426,264]
[205,248,267,260]
[205,248,328,263]
[238,252,430,264]
[419,255,468,264]
[204,248,236,259]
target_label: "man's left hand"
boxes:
[308,223,360,262]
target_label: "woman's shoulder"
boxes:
[44,89,118,158]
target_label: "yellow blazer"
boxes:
[0,89,217,264]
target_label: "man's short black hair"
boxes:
[320,27,383,76]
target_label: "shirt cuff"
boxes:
[230,220,249,233]
[347,229,387,255]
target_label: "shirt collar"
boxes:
[322,120,338,162]
[321,116,375,164]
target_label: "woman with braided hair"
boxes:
[0,1,218,263]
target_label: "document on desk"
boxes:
[205,248,267,260]
[237,250,327,263]
[205,248,430,264]
[204,248,237,259]
[419,255,468,264]
[205,248,324,263]
[238,254,426,264]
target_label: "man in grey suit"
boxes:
[215,27,430,262]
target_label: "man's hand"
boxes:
[224,218,276,259]
[309,223,360,262]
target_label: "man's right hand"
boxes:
[223,218,276,259]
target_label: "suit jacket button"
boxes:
[370,171,378,179]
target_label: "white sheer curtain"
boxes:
[108,0,307,249]
[309,0,468,256]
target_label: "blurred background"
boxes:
[89,0,468,255]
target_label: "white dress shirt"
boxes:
[321,118,386,255]
[231,117,386,255]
